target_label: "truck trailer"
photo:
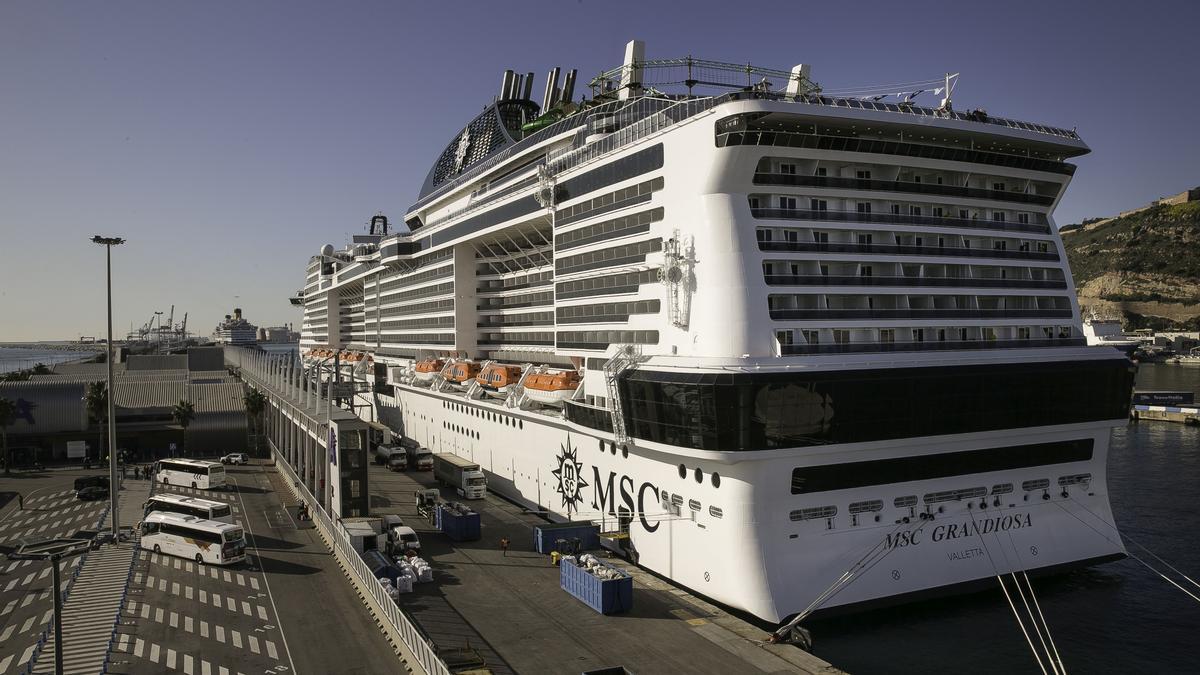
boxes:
[433,453,487,499]
[374,444,408,471]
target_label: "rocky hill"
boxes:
[1061,197,1200,330]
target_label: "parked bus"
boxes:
[155,459,226,489]
[144,493,234,524]
[140,512,246,565]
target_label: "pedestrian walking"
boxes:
[17,493,24,510]
[500,536,510,557]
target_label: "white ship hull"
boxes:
[378,382,1125,622]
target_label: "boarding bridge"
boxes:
[224,347,369,519]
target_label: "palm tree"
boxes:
[171,400,195,457]
[243,389,267,456]
[84,381,108,464]
[0,397,16,476]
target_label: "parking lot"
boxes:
[0,469,109,672]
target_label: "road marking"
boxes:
[142,602,151,619]
[231,629,243,648]
[21,571,35,586]
[223,570,232,583]
[212,592,222,608]
[231,474,298,675]
[159,577,168,592]
[216,625,226,643]
[202,659,212,675]
[20,615,36,633]
[185,561,194,573]
[257,605,268,621]
[0,624,12,641]
[167,647,177,669]
[248,635,260,654]
[156,607,164,623]
[219,666,229,675]
[200,589,208,603]
[249,577,259,591]
[0,653,10,673]
[174,558,181,570]
[118,633,130,652]
[146,574,156,587]
[134,638,145,657]
[3,579,15,592]
[186,584,194,600]
[0,599,14,615]
[183,653,194,674]
[19,643,36,666]
[169,610,179,628]
[241,600,251,616]
[226,596,235,612]
[235,573,245,587]
[20,593,35,608]
[185,615,193,633]
[200,619,209,638]
[149,642,161,663]
[172,581,180,595]
[40,608,51,626]
[37,566,50,580]
[265,640,278,659]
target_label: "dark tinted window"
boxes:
[791,439,1093,494]
[619,359,1133,451]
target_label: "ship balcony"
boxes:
[768,308,1074,320]
[753,172,1057,206]
[757,239,1059,262]
[780,336,1087,355]
[750,206,1051,235]
[763,275,1067,290]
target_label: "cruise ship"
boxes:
[212,308,259,346]
[296,41,1135,623]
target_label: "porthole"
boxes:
[694,467,703,483]
[678,464,687,479]
[621,445,628,458]
[610,443,616,455]
[599,440,605,452]
[519,420,523,429]
[711,473,721,488]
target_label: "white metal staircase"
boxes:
[603,345,646,447]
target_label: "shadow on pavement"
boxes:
[252,555,321,576]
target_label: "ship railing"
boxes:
[780,337,1087,355]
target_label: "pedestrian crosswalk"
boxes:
[111,633,251,675]
[29,542,137,674]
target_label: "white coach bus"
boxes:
[140,512,246,565]
[155,459,226,489]
[144,493,234,524]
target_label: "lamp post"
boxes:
[92,235,125,539]
[8,538,92,675]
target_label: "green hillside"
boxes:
[1063,201,1200,286]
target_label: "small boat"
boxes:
[524,369,581,407]
[413,358,445,383]
[444,361,481,388]
[476,363,523,397]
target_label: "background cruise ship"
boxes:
[295,41,1134,623]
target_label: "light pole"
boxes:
[92,235,125,539]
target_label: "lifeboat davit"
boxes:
[524,369,581,407]
[476,363,523,397]
[413,358,445,384]
[444,361,481,388]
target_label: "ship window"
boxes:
[894,495,918,508]
[991,483,1013,495]
[711,472,721,488]
[709,506,723,518]
[779,196,797,210]
[1022,479,1050,491]
[815,167,827,177]
[856,202,872,214]
[849,500,884,514]
[779,162,797,175]
[679,464,687,478]
[891,204,902,215]
[1057,473,1092,486]
[923,487,987,504]
[790,506,837,521]
[1018,213,1030,224]
[856,170,871,180]
[810,199,827,211]
[688,499,701,511]
[791,440,1094,494]
[671,494,684,507]
[694,467,703,483]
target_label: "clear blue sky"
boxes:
[1,1,1197,341]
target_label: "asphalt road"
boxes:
[2,463,404,675]
[0,469,111,672]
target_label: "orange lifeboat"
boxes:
[444,361,481,388]
[524,369,581,407]
[476,363,523,397]
[413,358,445,383]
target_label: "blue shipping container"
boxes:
[361,549,402,583]
[439,506,481,542]
[560,557,633,615]
[533,522,600,554]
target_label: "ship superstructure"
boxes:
[297,41,1134,622]
[212,308,259,346]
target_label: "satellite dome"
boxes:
[320,244,335,257]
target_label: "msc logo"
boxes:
[552,435,588,517]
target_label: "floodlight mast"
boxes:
[91,235,125,538]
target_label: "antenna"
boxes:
[939,72,959,113]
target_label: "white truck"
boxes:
[406,445,434,471]
[340,516,386,554]
[381,514,421,554]
[433,453,487,499]
[373,444,408,471]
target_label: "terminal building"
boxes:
[0,346,248,465]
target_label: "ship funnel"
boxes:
[523,71,534,100]
[619,39,644,101]
[561,69,577,105]
[542,67,561,113]
[500,70,515,100]
[785,64,811,96]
